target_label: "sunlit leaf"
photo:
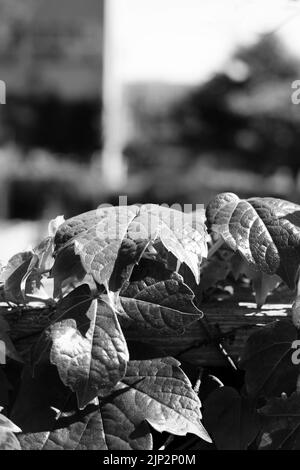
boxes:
[33,285,129,409]
[207,193,300,289]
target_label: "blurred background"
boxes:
[1,0,300,259]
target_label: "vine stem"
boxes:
[207,237,224,259]
[193,367,204,394]
[198,315,238,371]
[158,435,174,451]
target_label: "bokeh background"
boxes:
[1,0,300,260]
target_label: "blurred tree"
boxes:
[171,35,300,180]
[126,34,300,185]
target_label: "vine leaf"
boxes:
[137,205,207,284]
[53,204,207,290]
[14,359,210,449]
[12,363,152,450]
[258,392,300,450]
[239,320,299,399]
[118,272,202,336]
[121,358,210,441]
[18,404,152,451]
[54,206,140,287]
[202,387,261,449]
[206,192,300,289]
[33,285,129,409]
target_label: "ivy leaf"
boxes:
[258,392,300,450]
[206,192,300,289]
[12,364,152,450]
[51,300,129,409]
[53,204,207,289]
[121,358,210,441]
[33,285,129,409]
[137,205,207,284]
[18,404,152,451]
[54,206,140,287]
[239,320,299,399]
[0,412,21,450]
[14,359,210,449]
[202,387,261,449]
[118,272,202,336]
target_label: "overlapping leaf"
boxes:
[121,358,210,441]
[53,204,207,291]
[206,192,300,288]
[0,239,55,304]
[12,364,151,450]
[14,359,210,449]
[53,206,140,289]
[118,271,202,336]
[33,285,129,409]
[239,320,299,398]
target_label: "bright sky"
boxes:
[112,0,300,84]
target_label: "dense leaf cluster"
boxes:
[1,195,300,450]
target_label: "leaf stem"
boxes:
[207,237,224,259]
[158,434,175,450]
[193,367,204,394]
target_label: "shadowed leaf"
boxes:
[258,392,300,450]
[203,386,261,449]
[118,272,202,336]
[239,320,299,399]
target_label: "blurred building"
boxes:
[0,0,103,156]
